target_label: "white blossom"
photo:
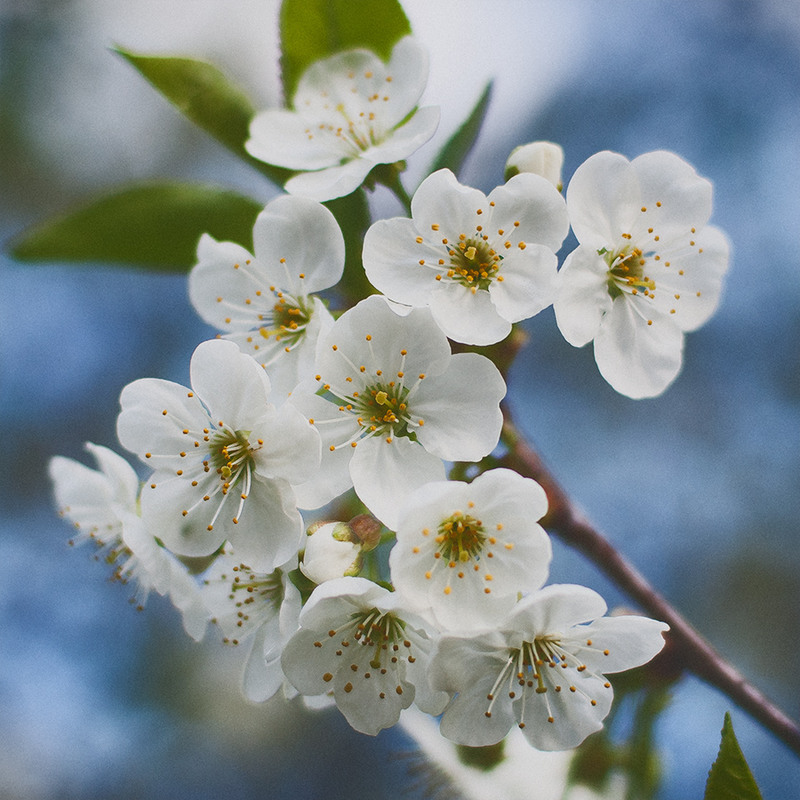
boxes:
[246,37,439,201]
[430,584,668,751]
[363,169,569,345]
[201,548,301,702]
[281,577,448,735]
[289,295,506,529]
[188,195,345,400]
[390,469,552,632]
[554,150,730,398]
[505,141,565,190]
[49,443,208,640]
[116,339,320,572]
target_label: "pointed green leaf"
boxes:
[704,713,764,800]
[429,81,493,178]
[279,0,411,102]
[10,182,263,272]
[115,48,290,185]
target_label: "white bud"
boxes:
[505,141,564,190]
[299,522,362,585]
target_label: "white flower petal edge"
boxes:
[554,150,730,398]
[430,584,668,751]
[246,37,439,202]
[390,469,552,633]
[363,169,568,345]
[281,577,448,735]
[117,339,319,572]
[201,550,301,702]
[288,296,505,528]
[49,443,208,640]
[189,195,345,399]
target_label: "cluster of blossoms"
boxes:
[51,32,733,752]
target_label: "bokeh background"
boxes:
[2,1,800,797]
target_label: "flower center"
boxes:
[352,382,413,440]
[259,293,312,347]
[221,565,286,643]
[447,237,502,291]
[603,245,656,299]
[349,608,409,670]
[436,511,486,562]
[209,428,256,483]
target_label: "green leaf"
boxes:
[430,81,493,178]
[10,182,263,272]
[115,48,290,185]
[704,713,764,800]
[324,190,374,304]
[279,0,412,102]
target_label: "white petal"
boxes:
[117,377,207,467]
[488,245,558,324]
[410,169,488,241]
[381,37,431,128]
[362,216,443,305]
[250,401,321,484]
[429,281,512,345]
[241,625,286,702]
[567,151,640,250]
[631,150,713,242]
[553,245,613,347]
[413,353,505,461]
[189,339,272,426]
[350,436,445,529]
[189,235,264,331]
[574,615,668,674]
[246,108,345,170]
[284,158,374,202]
[509,584,608,637]
[363,104,439,164]
[487,172,569,253]
[649,224,731,332]
[252,194,345,295]
[594,299,684,398]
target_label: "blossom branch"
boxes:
[500,407,800,759]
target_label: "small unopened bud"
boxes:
[348,514,382,552]
[300,521,362,584]
[505,141,564,191]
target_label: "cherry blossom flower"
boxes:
[281,577,449,735]
[362,168,569,345]
[49,443,208,639]
[505,141,565,190]
[201,548,301,702]
[289,295,506,529]
[554,150,730,398]
[430,584,668,751]
[116,339,320,572]
[389,469,552,632]
[188,195,345,399]
[246,37,439,201]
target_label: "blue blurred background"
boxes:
[2,1,799,797]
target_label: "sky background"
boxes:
[2,1,800,798]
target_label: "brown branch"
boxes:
[500,405,800,758]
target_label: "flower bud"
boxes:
[347,514,382,551]
[300,521,363,584]
[505,141,564,190]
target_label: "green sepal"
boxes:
[287,567,318,605]
[10,182,262,272]
[704,713,764,800]
[430,81,493,178]
[279,0,412,103]
[114,47,291,185]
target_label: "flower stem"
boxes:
[499,405,800,759]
